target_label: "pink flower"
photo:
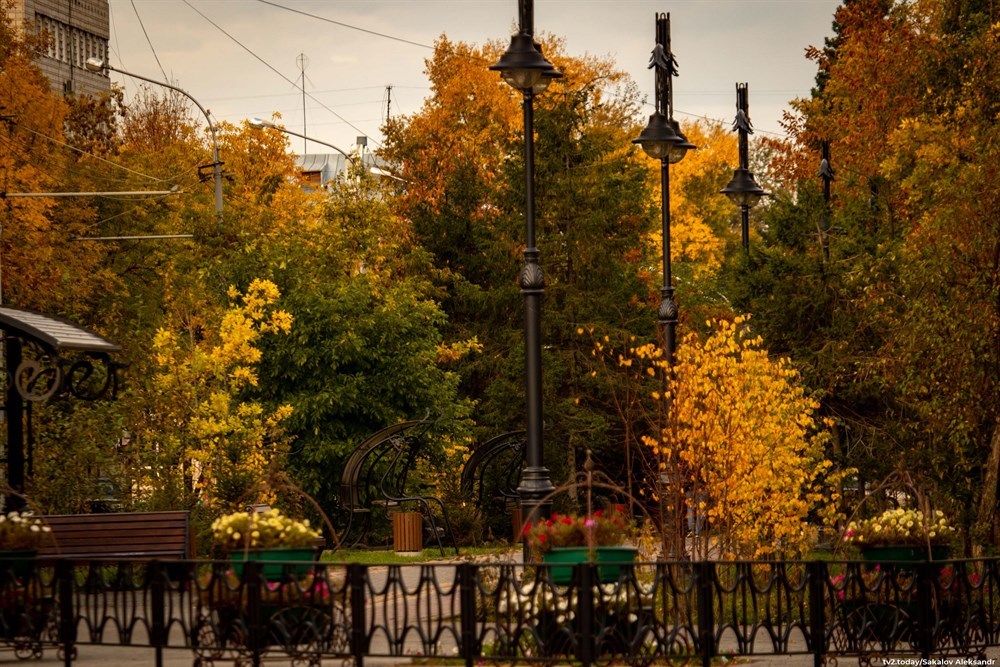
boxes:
[829,574,846,601]
[584,519,596,528]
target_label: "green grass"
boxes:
[320,544,517,565]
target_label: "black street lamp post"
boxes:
[819,140,834,261]
[721,83,766,252]
[634,13,694,558]
[490,0,560,539]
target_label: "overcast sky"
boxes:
[106,0,842,155]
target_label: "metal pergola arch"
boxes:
[1,307,122,511]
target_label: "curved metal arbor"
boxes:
[334,420,458,555]
[1,308,122,510]
[460,431,526,536]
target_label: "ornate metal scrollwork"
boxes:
[63,354,121,401]
[8,337,120,403]
[13,341,62,402]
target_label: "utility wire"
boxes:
[254,0,434,51]
[10,124,176,182]
[181,0,376,145]
[130,0,169,82]
[0,122,200,194]
[86,205,148,229]
[203,85,388,104]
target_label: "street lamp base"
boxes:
[518,467,555,558]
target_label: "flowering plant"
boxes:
[211,509,320,550]
[843,508,955,547]
[523,505,631,554]
[0,512,51,550]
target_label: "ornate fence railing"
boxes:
[1,556,997,666]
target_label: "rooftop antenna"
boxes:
[297,53,309,154]
[385,84,392,124]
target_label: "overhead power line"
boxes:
[73,234,193,242]
[254,0,434,51]
[11,124,178,182]
[130,0,168,81]
[2,188,180,198]
[181,0,376,145]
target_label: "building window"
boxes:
[34,13,108,71]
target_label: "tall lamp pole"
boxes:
[819,140,834,261]
[490,0,560,541]
[721,83,766,251]
[633,13,694,558]
[85,58,224,221]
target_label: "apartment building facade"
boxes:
[5,0,110,97]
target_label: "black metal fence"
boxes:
[1,555,997,666]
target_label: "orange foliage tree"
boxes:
[727,0,999,552]
[0,15,109,311]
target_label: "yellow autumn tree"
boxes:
[640,316,844,559]
[641,121,738,278]
[137,279,293,511]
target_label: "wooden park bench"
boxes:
[36,510,193,560]
[334,420,458,555]
[460,431,526,539]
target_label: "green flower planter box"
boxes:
[542,546,638,585]
[861,544,951,565]
[229,547,319,580]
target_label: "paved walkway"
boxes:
[5,639,1000,666]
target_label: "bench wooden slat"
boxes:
[37,511,193,560]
